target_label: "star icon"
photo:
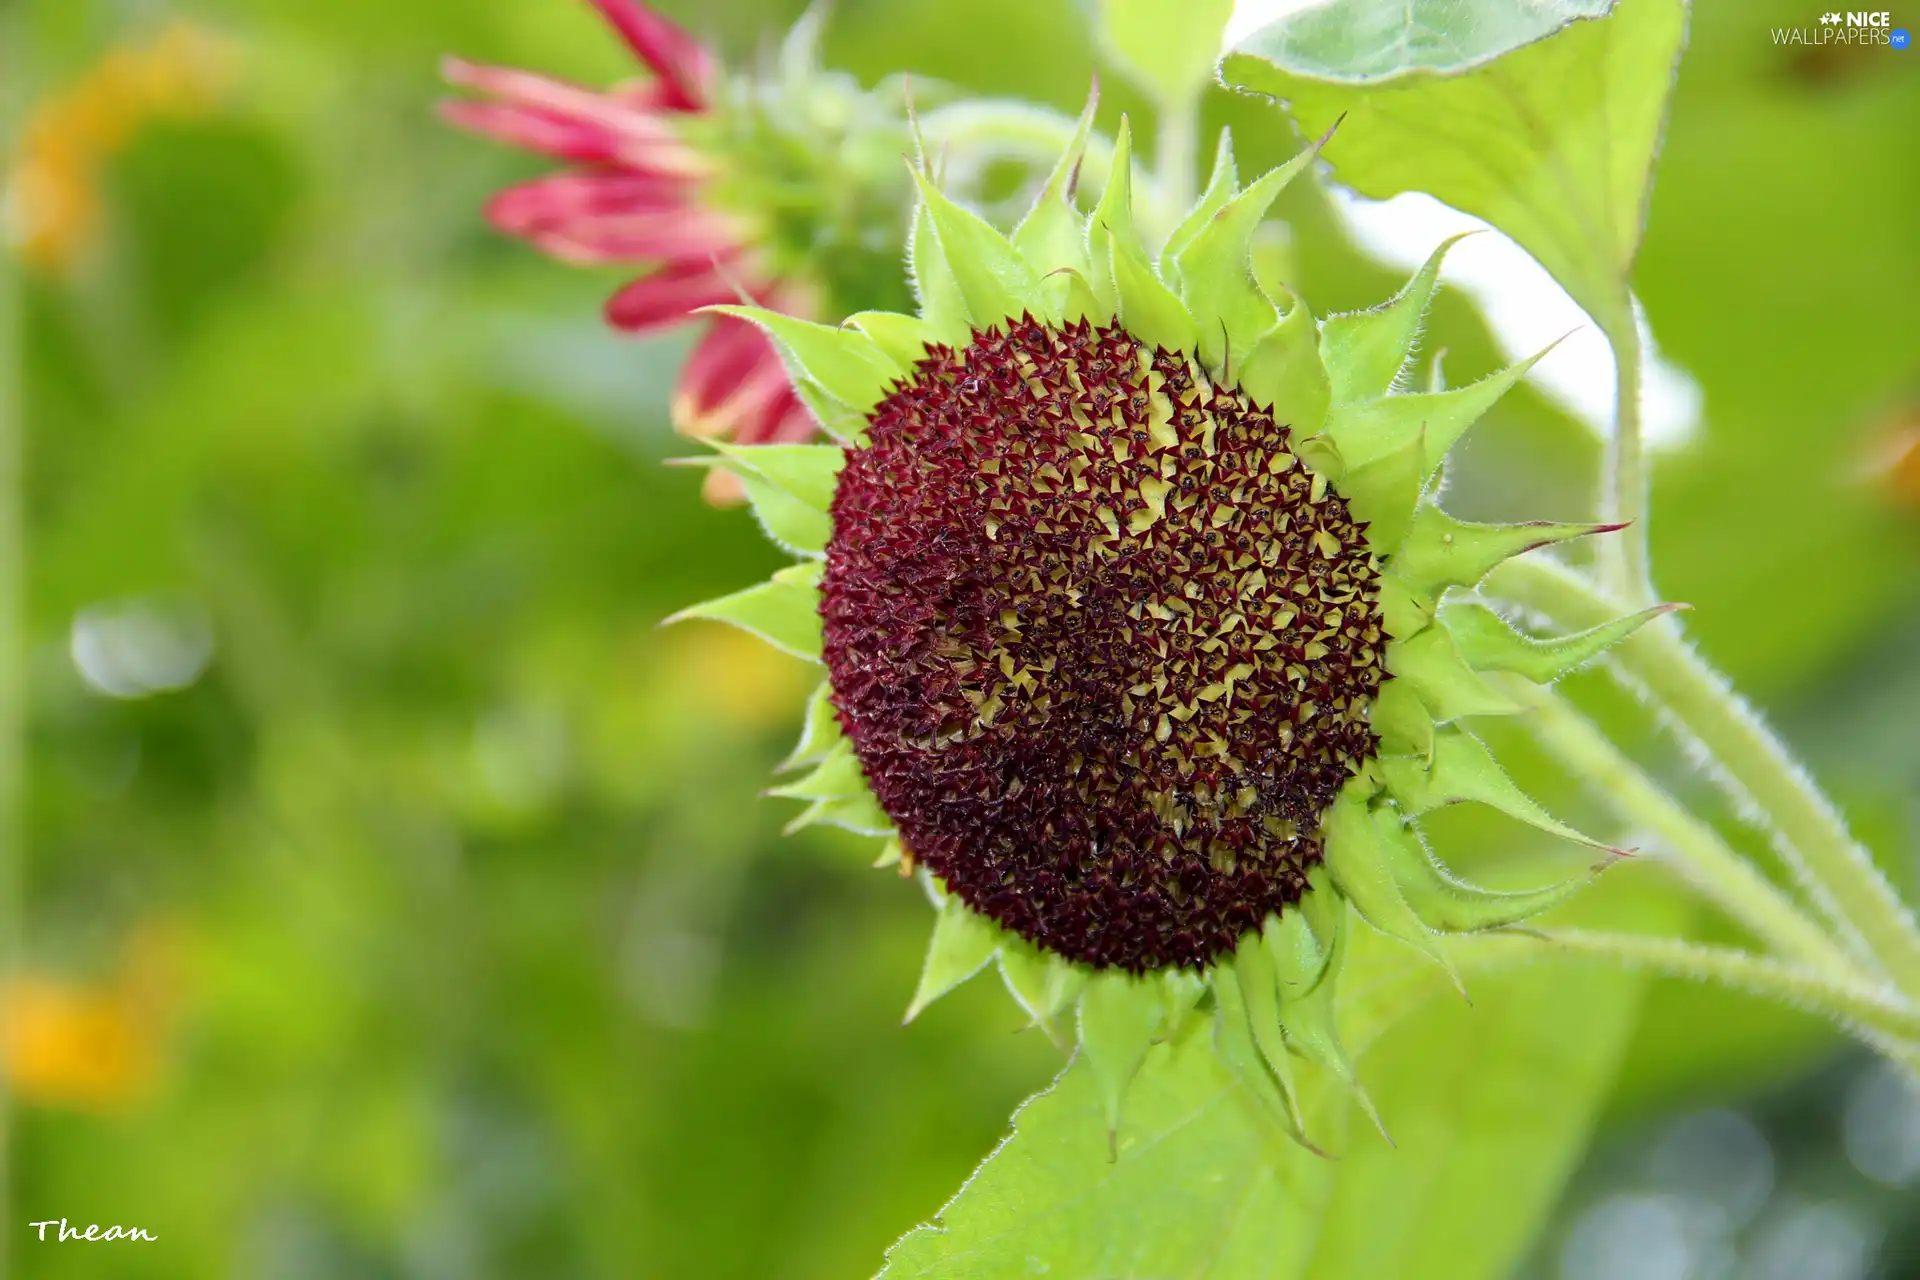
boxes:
[1821,11,1842,22]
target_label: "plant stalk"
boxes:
[1154,94,1199,216]
[1488,557,1920,999]
[1600,305,1652,605]
[1497,930,1920,1060]
[1505,679,1858,980]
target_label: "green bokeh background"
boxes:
[5,0,1917,1275]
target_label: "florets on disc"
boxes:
[822,317,1386,971]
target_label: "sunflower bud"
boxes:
[667,99,1671,1147]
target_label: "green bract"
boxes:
[669,108,1667,1149]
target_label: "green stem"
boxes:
[917,100,1109,184]
[1506,680,1859,979]
[1154,95,1199,216]
[1494,930,1920,1066]
[1601,306,1651,604]
[1487,557,1920,997]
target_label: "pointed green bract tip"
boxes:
[665,565,823,662]
[1321,786,1460,989]
[912,171,1050,328]
[702,305,903,420]
[905,894,1003,1022]
[1373,806,1609,934]
[1446,600,1682,685]
[1078,970,1165,1154]
[1320,231,1474,404]
[1382,725,1621,855]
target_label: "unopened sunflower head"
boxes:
[444,1,914,496]
[671,102,1675,1148]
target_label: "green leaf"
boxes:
[1110,239,1198,355]
[1084,118,1142,317]
[1394,503,1619,592]
[1175,140,1326,374]
[703,306,902,418]
[1381,725,1616,853]
[845,312,942,373]
[1445,599,1682,684]
[732,470,830,555]
[779,680,842,771]
[1369,677,1434,758]
[1233,935,1308,1132]
[1210,966,1315,1144]
[1289,935,1655,1279]
[905,897,1005,1022]
[1091,0,1237,114]
[1077,970,1166,1145]
[711,442,844,512]
[1376,573,1435,641]
[910,200,972,345]
[1225,0,1612,82]
[1159,968,1210,1041]
[879,924,1657,1279]
[879,1027,1332,1280]
[1013,87,1098,282]
[784,788,892,838]
[1266,911,1383,1137]
[998,942,1087,1040]
[913,173,1049,329]
[1323,342,1554,473]
[664,570,822,662]
[1386,623,1527,721]
[1237,298,1330,436]
[1338,429,1424,555]
[765,739,866,801]
[1223,0,1685,347]
[1320,233,1469,403]
[1322,786,1457,983]
[1374,806,1609,933]
[1160,129,1239,274]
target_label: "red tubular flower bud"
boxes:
[585,0,716,111]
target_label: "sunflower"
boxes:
[671,104,1673,1147]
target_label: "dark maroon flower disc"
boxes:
[822,318,1385,971]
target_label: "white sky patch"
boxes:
[1326,189,1702,450]
[1219,0,1702,450]
[1224,0,1337,48]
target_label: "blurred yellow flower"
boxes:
[1866,402,1920,510]
[3,22,238,271]
[665,623,813,731]
[3,923,183,1111]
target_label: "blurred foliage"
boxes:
[3,0,1917,1276]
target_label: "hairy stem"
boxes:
[1600,306,1651,604]
[1495,931,1920,1070]
[1504,679,1859,980]
[1487,557,1920,998]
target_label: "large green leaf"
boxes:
[878,919,1657,1278]
[1227,0,1613,82]
[1222,0,1686,344]
[878,1023,1331,1279]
